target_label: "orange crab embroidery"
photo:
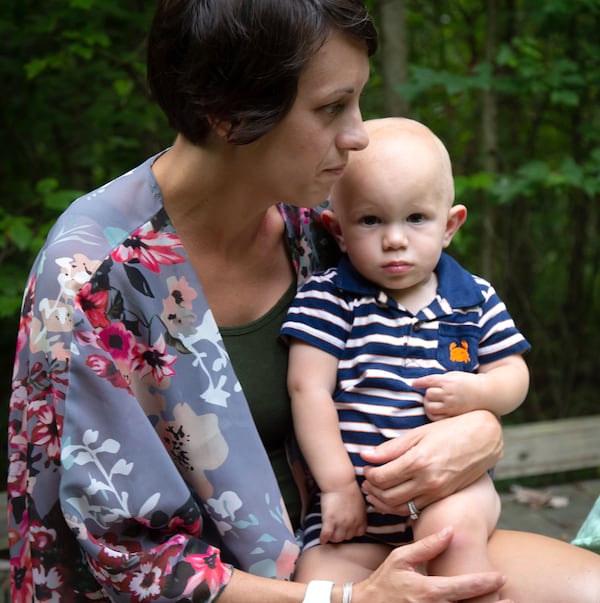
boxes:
[449,341,471,363]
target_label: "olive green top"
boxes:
[220,279,301,528]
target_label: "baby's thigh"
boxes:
[460,473,501,528]
[294,542,391,583]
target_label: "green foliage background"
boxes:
[1,0,600,480]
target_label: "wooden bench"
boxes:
[495,414,600,480]
[1,415,599,552]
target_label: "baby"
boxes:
[282,117,530,603]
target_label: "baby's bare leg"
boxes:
[413,473,501,603]
[294,541,391,583]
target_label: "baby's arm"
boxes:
[413,354,529,420]
[287,340,367,543]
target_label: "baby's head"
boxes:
[326,117,466,300]
[330,117,455,218]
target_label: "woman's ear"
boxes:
[207,115,234,140]
[321,209,347,252]
[442,204,467,248]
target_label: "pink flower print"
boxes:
[132,335,177,385]
[9,382,28,412]
[166,511,202,538]
[28,401,63,461]
[161,276,198,339]
[29,524,57,552]
[78,282,111,328]
[56,253,102,298]
[185,547,233,596]
[98,322,136,361]
[111,226,185,273]
[6,451,27,500]
[15,281,34,355]
[86,354,131,390]
[276,539,300,580]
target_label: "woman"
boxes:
[7,1,600,602]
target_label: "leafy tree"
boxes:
[369,0,600,421]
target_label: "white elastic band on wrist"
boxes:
[302,580,334,603]
[342,582,353,603]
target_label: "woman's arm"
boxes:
[217,528,511,603]
[489,529,600,602]
[360,410,503,515]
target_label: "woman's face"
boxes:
[247,29,371,207]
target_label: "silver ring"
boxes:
[408,500,420,520]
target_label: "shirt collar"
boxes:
[333,253,484,309]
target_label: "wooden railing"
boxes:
[495,415,600,480]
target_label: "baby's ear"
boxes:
[443,204,467,248]
[321,209,347,251]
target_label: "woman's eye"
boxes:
[323,102,344,115]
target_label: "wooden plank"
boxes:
[495,415,600,480]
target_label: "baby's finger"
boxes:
[411,374,443,390]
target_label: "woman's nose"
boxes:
[339,108,369,152]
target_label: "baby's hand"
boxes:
[320,483,367,544]
[413,371,482,420]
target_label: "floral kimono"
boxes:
[7,153,338,602]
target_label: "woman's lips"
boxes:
[323,164,347,177]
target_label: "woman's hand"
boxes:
[360,410,503,515]
[353,528,512,603]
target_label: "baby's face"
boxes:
[331,131,459,301]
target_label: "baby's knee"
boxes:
[416,490,499,542]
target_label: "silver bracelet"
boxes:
[302,580,334,603]
[342,582,353,603]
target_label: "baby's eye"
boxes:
[407,213,425,224]
[361,215,380,226]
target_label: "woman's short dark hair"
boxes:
[147,0,378,145]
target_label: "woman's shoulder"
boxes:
[42,154,165,266]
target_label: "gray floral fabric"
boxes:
[7,152,336,602]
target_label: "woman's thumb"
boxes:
[393,527,454,569]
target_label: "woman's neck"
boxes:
[153,135,273,257]
[151,134,295,327]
